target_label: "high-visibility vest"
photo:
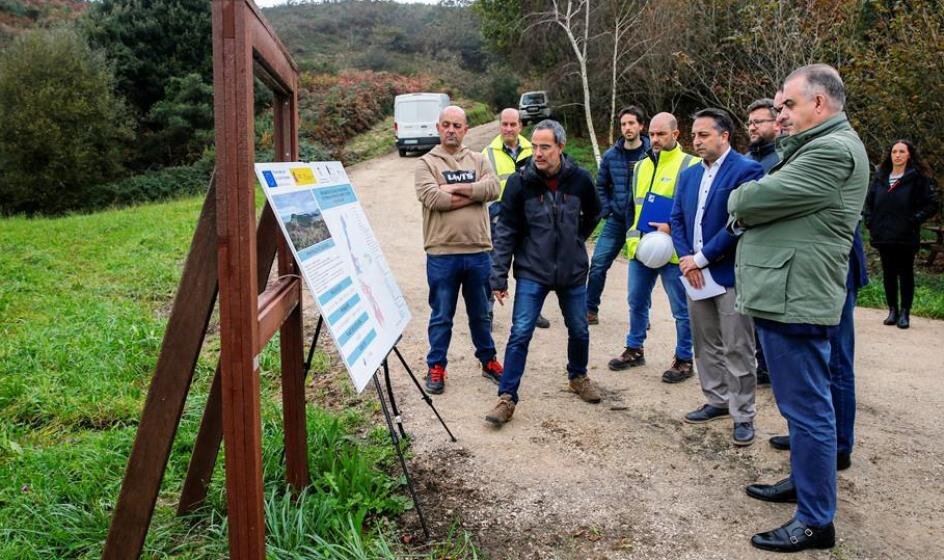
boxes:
[482,134,533,196]
[625,144,699,263]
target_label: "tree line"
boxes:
[474,0,944,174]
[0,0,514,216]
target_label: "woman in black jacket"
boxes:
[865,139,939,328]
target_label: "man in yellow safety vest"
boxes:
[482,108,549,329]
[607,112,700,383]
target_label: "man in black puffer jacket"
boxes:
[485,119,602,426]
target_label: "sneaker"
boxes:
[608,347,645,371]
[683,404,730,424]
[756,368,770,385]
[586,311,599,325]
[661,356,694,383]
[568,375,601,403]
[733,422,756,446]
[485,394,516,425]
[535,314,550,329]
[425,364,446,394]
[481,358,503,385]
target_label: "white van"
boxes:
[394,92,450,156]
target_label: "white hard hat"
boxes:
[636,231,675,269]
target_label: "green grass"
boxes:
[345,116,397,165]
[857,266,944,319]
[0,196,483,558]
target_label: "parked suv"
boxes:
[518,91,551,125]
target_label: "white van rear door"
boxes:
[396,99,441,142]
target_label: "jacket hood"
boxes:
[748,138,776,157]
[426,144,471,162]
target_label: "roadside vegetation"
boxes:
[0,196,483,558]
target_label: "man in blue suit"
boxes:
[670,108,765,446]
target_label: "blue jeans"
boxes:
[757,325,836,528]
[498,278,589,403]
[585,215,627,314]
[830,288,857,456]
[626,259,692,360]
[426,253,496,368]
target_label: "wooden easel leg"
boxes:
[177,205,281,515]
[103,180,219,560]
[278,237,309,491]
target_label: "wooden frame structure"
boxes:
[103,2,305,558]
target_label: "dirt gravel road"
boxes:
[337,121,944,559]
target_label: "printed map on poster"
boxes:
[254,161,411,392]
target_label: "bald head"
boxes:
[499,108,523,147]
[437,105,468,153]
[648,112,679,153]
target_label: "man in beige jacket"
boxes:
[415,105,503,395]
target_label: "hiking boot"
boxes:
[608,347,645,371]
[661,356,694,383]
[485,394,515,425]
[535,313,550,329]
[568,375,601,403]
[481,358,503,385]
[425,364,446,394]
[586,311,599,325]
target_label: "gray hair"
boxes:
[747,98,776,119]
[534,119,567,146]
[785,64,846,110]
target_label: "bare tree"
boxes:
[525,0,602,164]
[602,0,662,145]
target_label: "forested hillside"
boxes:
[0,0,507,215]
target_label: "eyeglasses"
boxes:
[746,118,776,127]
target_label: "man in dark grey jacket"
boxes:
[485,119,601,425]
[744,98,780,173]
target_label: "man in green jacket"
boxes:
[727,64,869,553]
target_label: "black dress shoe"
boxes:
[751,518,835,552]
[769,434,790,451]
[746,477,796,503]
[837,452,851,471]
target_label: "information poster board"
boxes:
[254,161,411,392]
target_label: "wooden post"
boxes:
[104,2,305,557]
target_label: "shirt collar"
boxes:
[702,146,731,171]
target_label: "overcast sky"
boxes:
[254,0,438,7]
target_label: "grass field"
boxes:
[0,195,481,559]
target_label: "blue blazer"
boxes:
[670,150,765,287]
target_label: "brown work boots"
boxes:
[608,346,645,370]
[662,356,694,383]
[569,375,602,403]
[485,394,516,425]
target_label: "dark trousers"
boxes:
[426,252,496,368]
[830,288,857,456]
[877,244,917,309]
[498,279,588,403]
[585,215,628,314]
[757,324,836,528]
